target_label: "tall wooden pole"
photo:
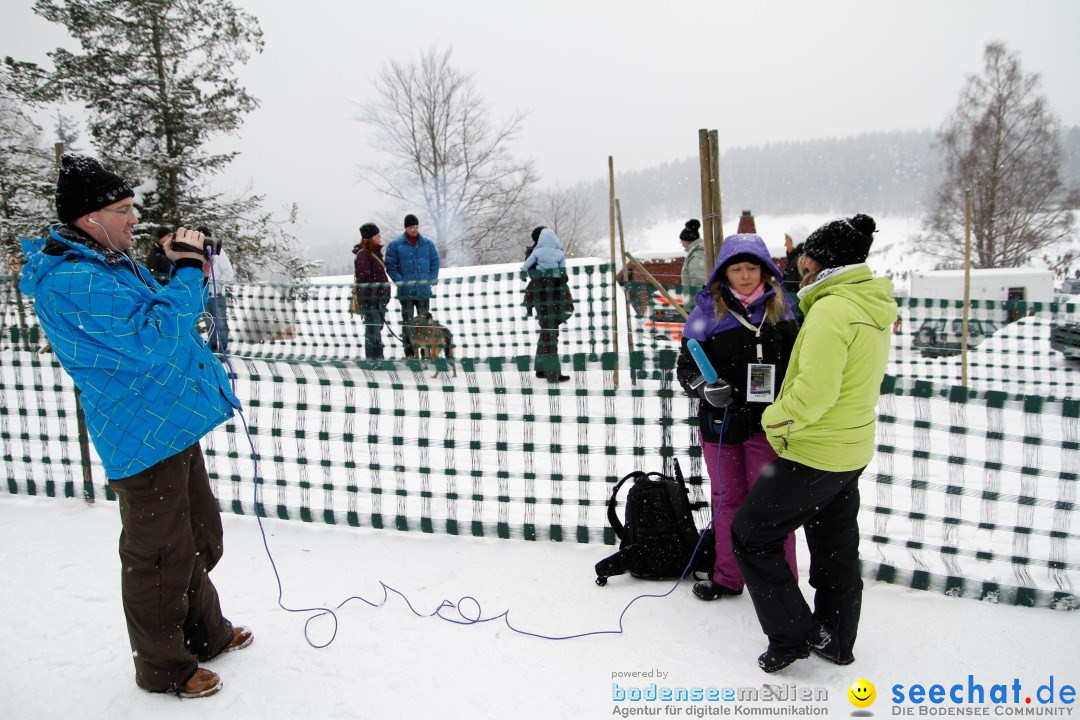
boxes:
[709,129,724,255]
[698,130,715,271]
[961,189,972,389]
[615,199,636,387]
[608,156,620,389]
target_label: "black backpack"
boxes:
[594,458,715,586]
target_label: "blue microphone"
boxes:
[687,339,718,383]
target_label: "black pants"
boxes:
[110,444,233,692]
[400,298,430,358]
[732,458,864,654]
[534,323,561,374]
[361,306,386,359]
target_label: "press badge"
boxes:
[747,363,775,403]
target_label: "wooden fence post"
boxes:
[698,130,715,271]
[608,156,620,389]
[615,199,636,386]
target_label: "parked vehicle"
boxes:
[911,317,1000,358]
[909,268,1053,324]
[1050,322,1080,360]
[1050,295,1080,360]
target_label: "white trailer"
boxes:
[909,268,1054,317]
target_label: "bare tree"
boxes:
[531,184,597,257]
[922,42,1078,269]
[356,45,537,266]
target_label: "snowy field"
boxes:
[1,493,1075,719]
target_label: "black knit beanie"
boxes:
[404,214,419,228]
[360,223,380,240]
[55,154,135,224]
[679,219,701,243]
[803,214,877,269]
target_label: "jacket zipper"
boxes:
[765,418,794,450]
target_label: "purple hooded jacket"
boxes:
[682,234,792,341]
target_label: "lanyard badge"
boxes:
[732,310,776,403]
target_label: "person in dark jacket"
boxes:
[522,228,574,382]
[781,234,806,324]
[354,222,391,359]
[384,213,440,358]
[677,234,799,602]
[782,234,804,292]
[143,225,174,285]
[18,154,251,699]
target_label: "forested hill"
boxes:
[575,127,1080,237]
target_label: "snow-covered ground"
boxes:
[3,212,1078,716]
[1,493,1075,719]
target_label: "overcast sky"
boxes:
[3,0,1079,260]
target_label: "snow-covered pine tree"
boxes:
[5,0,307,281]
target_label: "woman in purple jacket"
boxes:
[677,234,800,601]
[354,223,391,359]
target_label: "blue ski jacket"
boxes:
[19,225,240,479]
[384,233,440,300]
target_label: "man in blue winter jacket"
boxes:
[19,155,252,699]
[384,213,440,358]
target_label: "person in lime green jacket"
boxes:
[731,214,897,674]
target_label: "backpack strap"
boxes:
[606,470,648,539]
[665,459,707,548]
[673,457,709,511]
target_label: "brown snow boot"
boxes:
[179,668,222,699]
[223,625,253,653]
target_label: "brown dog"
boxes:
[406,311,457,378]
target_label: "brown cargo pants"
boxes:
[109,443,234,693]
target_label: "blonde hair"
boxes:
[798,254,821,288]
[711,274,788,324]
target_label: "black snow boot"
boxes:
[757,645,810,673]
[808,623,854,664]
[692,580,742,601]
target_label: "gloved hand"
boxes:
[688,374,733,408]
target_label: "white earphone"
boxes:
[86,214,148,284]
[86,216,115,250]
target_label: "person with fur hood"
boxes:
[522,227,574,382]
[677,233,800,603]
[731,214,897,674]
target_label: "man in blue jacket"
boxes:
[19,155,251,699]
[384,213,440,358]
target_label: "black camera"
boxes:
[171,240,218,256]
[172,234,222,256]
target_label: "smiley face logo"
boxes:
[848,679,876,708]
